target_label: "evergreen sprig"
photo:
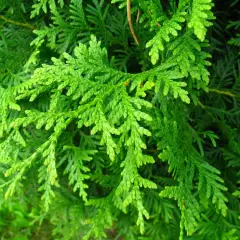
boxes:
[0,0,239,239]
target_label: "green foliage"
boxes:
[227,1,240,49]
[188,0,215,41]
[0,0,239,239]
[146,11,186,64]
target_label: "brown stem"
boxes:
[0,15,36,30]
[127,0,140,46]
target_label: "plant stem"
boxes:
[208,88,236,98]
[0,15,36,30]
[127,0,140,46]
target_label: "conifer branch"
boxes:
[0,1,238,239]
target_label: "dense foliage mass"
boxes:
[0,0,239,239]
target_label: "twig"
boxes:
[127,0,140,46]
[136,9,140,23]
[208,88,236,98]
[198,100,206,109]
[0,15,36,30]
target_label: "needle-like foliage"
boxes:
[0,0,239,239]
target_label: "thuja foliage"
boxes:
[0,0,239,239]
